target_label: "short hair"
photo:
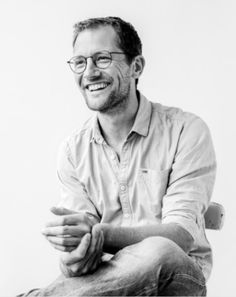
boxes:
[72,16,142,64]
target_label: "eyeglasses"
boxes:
[67,51,126,74]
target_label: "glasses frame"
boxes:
[67,50,127,74]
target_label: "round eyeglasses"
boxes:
[67,51,126,74]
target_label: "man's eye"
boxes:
[97,56,110,62]
[74,59,85,67]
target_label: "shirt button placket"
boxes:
[107,146,119,175]
[120,181,132,221]
[119,142,132,223]
[120,184,126,191]
[111,154,116,161]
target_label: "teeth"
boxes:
[87,82,109,91]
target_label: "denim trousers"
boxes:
[19,236,207,296]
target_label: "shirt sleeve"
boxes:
[56,139,100,223]
[161,115,217,241]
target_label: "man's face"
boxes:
[73,26,134,114]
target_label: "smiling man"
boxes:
[20,17,216,296]
[73,28,134,114]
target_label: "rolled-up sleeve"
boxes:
[162,115,217,241]
[56,140,100,222]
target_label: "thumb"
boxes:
[50,206,77,216]
[63,233,91,265]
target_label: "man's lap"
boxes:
[18,236,206,296]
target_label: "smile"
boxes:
[86,82,110,92]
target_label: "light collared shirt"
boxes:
[57,93,216,280]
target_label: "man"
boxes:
[23,16,216,296]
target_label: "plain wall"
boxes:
[0,1,235,296]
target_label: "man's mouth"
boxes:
[86,82,110,92]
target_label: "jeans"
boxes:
[19,236,207,296]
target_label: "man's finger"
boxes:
[50,243,76,252]
[45,213,86,227]
[88,224,100,255]
[78,226,103,275]
[84,230,103,272]
[50,207,77,216]
[46,235,80,246]
[63,233,91,265]
[71,232,91,259]
[42,225,86,237]
[90,257,101,273]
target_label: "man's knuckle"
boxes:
[61,256,70,266]
[81,226,89,234]
[65,246,72,252]
[62,226,68,233]
[61,246,66,251]
[61,217,67,225]
[70,264,78,273]
[81,266,88,275]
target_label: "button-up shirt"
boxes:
[57,93,216,280]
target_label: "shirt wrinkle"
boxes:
[57,93,216,281]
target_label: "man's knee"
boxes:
[135,236,184,263]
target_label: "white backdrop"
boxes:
[0,1,235,296]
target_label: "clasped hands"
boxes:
[42,207,104,277]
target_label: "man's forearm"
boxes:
[100,223,194,254]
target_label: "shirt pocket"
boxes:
[137,168,170,215]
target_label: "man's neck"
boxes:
[97,92,139,148]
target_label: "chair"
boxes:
[204,202,225,230]
[203,202,225,296]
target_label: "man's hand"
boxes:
[60,224,104,277]
[42,207,98,252]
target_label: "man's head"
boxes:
[72,17,142,66]
[69,17,145,114]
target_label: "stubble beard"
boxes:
[85,81,131,115]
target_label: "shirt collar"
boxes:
[90,92,152,143]
[91,116,104,144]
[130,93,152,137]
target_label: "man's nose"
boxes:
[83,57,100,78]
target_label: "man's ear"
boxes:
[131,55,145,79]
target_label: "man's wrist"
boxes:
[98,223,109,242]
[98,223,120,254]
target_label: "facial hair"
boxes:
[84,74,131,115]
[98,81,131,115]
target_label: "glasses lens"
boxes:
[94,52,112,69]
[71,56,86,73]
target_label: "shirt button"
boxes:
[111,154,116,160]
[120,185,126,191]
